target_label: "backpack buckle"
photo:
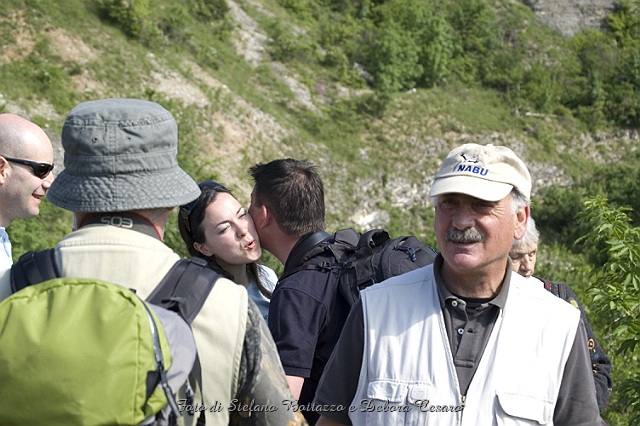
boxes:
[396,245,418,262]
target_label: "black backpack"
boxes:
[10,249,218,425]
[283,228,438,306]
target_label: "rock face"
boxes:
[522,0,616,36]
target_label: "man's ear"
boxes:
[0,157,8,183]
[514,205,530,240]
[252,204,271,230]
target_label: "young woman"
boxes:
[179,180,276,320]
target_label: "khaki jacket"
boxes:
[0,225,246,426]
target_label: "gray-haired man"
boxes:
[314,144,600,426]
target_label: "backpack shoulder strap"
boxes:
[542,279,562,298]
[10,249,60,293]
[284,231,332,271]
[327,228,362,261]
[557,282,569,301]
[279,231,336,280]
[354,229,390,258]
[147,256,219,324]
[147,257,219,424]
[334,228,361,247]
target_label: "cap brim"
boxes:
[48,167,200,212]
[429,176,513,202]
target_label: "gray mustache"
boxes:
[445,228,483,243]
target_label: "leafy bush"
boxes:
[593,1,640,127]
[446,0,500,84]
[577,196,640,424]
[190,0,229,21]
[266,20,316,63]
[568,30,616,120]
[588,157,640,225]
[533,185,589,245]
[534,151,640,250]
[260,0,640,128]
[276,0,315,20]
[95,0,152,39]
[367,23,422,94]
[418,10,454,88]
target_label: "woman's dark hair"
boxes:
[178,180,272,299]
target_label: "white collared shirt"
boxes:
[0,228,12,271]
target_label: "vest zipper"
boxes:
[459,395,466,425]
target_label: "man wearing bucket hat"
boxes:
[313,144,600,425]
[0,98,306,426]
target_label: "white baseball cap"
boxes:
[429,143,531,201]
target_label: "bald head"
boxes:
[0,114,52,157]
[0,114,54,227]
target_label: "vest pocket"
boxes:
[364,380,408,425]
[496,392,553,425]
[363,381,432,425]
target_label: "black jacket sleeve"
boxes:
[559,283,613,412]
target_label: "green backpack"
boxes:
[0,251,215,426]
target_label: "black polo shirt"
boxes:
[268,232,351,425]
[434,255,509,395]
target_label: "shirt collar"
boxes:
[78,213,163,240]
[434,253,511,310]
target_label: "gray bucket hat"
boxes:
[48,98,200,212]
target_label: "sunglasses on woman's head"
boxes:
[3,156,54,179]
[180,180,226,235]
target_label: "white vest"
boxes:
[349,265,580,426]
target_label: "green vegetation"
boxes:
[532,153,640,424]
[267,0,640,127]
[577,197,640,425]
[8,200,72,255]
[2,0,640,423]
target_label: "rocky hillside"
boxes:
[1,0,637,242]
[524,0,615,36]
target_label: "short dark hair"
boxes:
[249,158,325,237]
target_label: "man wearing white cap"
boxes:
[313,144,600,425]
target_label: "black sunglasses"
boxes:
[3,156,54,179]
[180,181,227,236]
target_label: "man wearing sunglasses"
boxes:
[0,113,54,270]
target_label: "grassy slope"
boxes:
[1,0,625,250]
[1,1,637,423]
[2,0,630,254]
